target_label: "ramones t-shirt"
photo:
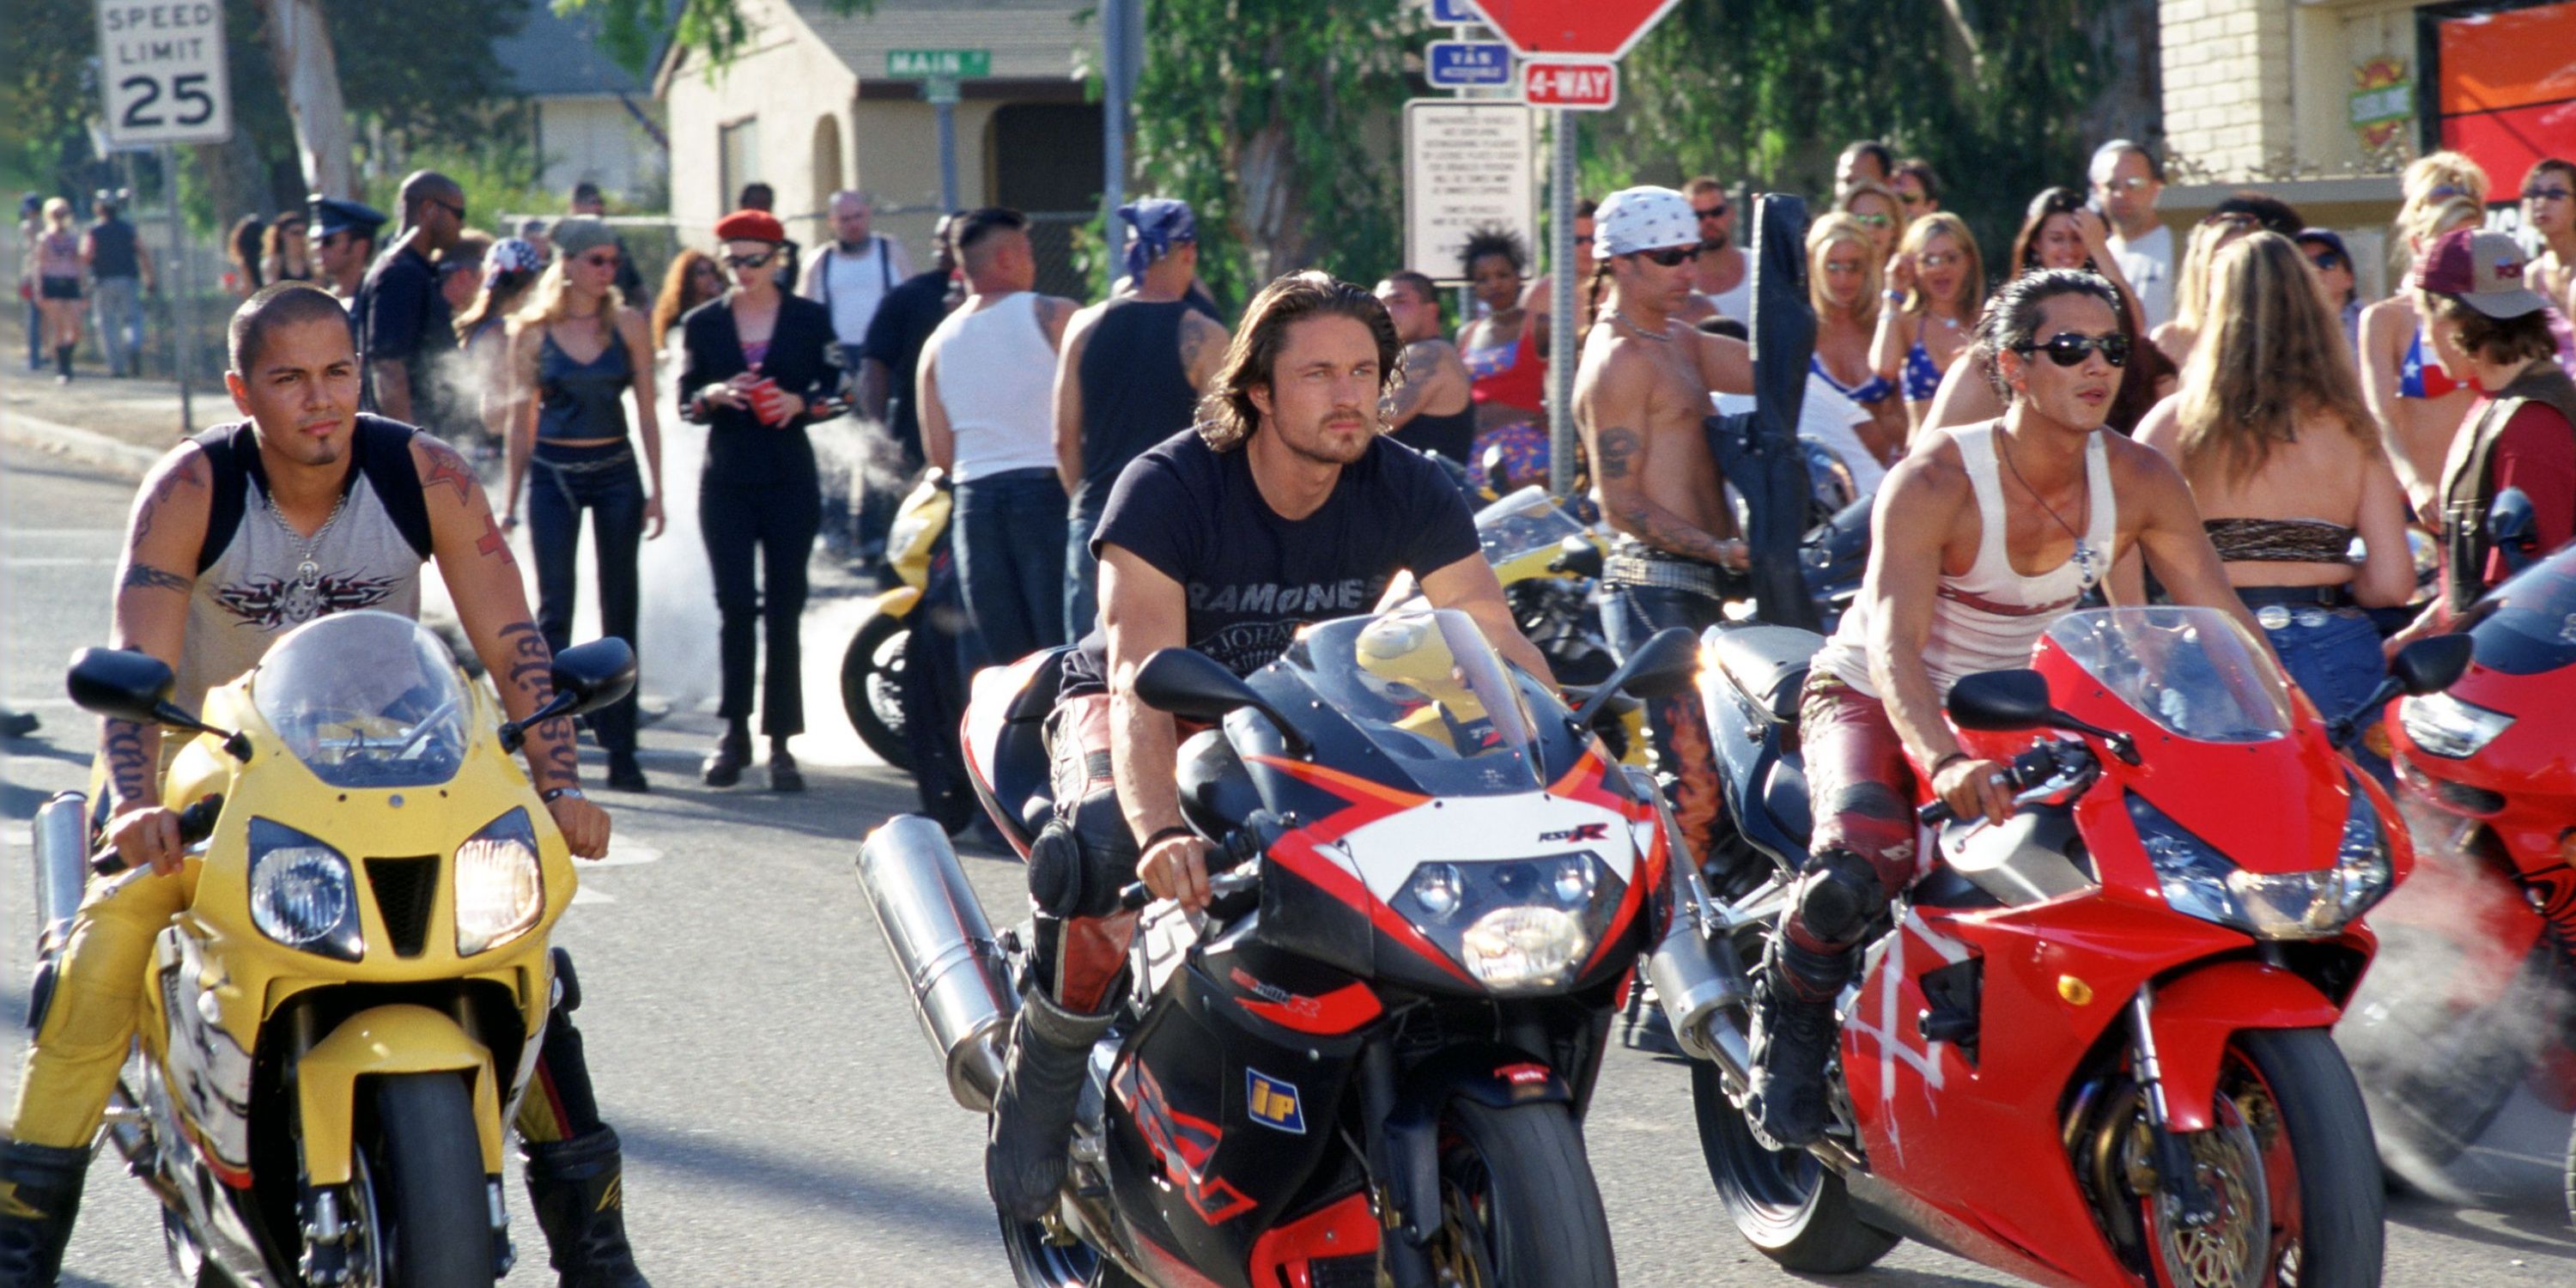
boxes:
[1078,428,1479,679]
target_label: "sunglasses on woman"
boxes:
[580,251,623,269]
[2014,331,2130,368]
[2527,185,2574,203]
[721,250,775,270]
[1627,246,1694,267]
[1852,213,1893,229]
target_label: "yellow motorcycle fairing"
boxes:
[886,470,952,592]
[296,1005,505,1184]
[135,652,573,1186]
[862,583,924,624]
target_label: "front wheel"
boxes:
[367,1072,496,1288]
[1428,1099,1617,1288]
[839,609,914,771]
[1691,1059,1899,1273]
[2138,1029,2383,1288]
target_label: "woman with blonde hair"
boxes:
[1806,213,1905,464]
[2360,194,2486,512]
[499,216,664,791]
[2402,149,2488,212]
[1868,210,1984,441]
[2148,211,2257,370]
[1836,180,1905,263]
[2129,233,2413,767]
[453,237,545,459]
[31,197,84,382]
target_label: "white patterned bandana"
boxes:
[1595,185,1698,257]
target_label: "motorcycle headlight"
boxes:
[455,808,544,955]
[1390,853,1625,994]
[2129,789,2392,941]
[248,818,362,960]
[2397,691,2513,759]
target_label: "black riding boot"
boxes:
[0,1140,88,1288]
[1743,935,1855,1149]
[986,988,1111,1221]
[522,1126,650,1288]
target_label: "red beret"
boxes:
[713,210,786,244]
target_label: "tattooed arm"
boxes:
[1382,338,1447,428]
[1178,310,1230,392]
[1579,352,1747,569]
[414,433,611,858]
[101,444,213,874]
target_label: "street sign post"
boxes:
[1426,40,1513,89]
[885,50,988,212]
[1522,58,1617,110]
[96,0,234,148]
[1402,100,1535,283]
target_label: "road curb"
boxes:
[0,411,162,481]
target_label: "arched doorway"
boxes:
[811,115,845,215]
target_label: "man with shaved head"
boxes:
[355,169,466,424]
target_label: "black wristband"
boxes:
[1927,751,1967,779]
[1142,825,1194,852]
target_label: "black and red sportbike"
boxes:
[856,609,1700,1287]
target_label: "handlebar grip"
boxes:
[90,793,223,877]
[1116,823,1266,912]
[1916,799,1953,826]
[1917,747,2066,828]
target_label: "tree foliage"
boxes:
[1597,0,2131,279]
[560,0,871,78]
[1127,0,1419,308]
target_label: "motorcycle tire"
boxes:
[2564,1113,2575,1231]
[1431,1099,1617,1288]
[1691,1059,1899,1273]
[994,1211,1145,1288]
[367,1072,496,1288]
[839,609,914,772]
[2142,1029,2382,1288]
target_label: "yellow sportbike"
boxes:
[838,468,951,770]
[33,611,634,1287]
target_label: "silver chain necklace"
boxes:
[266,484,349,623]
[1608,307,1672,343]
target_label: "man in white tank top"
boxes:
[1746,270,2263,1148]
[917,208,1081,671]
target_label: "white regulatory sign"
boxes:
[1403,100,1536,284]
[96,0,234,147]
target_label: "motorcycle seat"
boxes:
[1762,758,1813,848]
[1705,624,1825,723]
[969,647,1078,851]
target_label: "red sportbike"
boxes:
[2366,536,2576,1218]
[1653,605,2472,1287]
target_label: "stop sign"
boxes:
[1469,0,1686,59]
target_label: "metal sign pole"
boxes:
[164,143,191,432]
[929,77,962,212]
[1546,109,1576,498]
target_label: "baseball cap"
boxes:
[2412,227,2550,319]
[2292,228,2350,265]
[1595,185,1697,257]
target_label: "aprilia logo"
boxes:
[1537,823,1609,843]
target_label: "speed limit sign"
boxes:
[95,0,234,147]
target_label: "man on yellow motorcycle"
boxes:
[985,270,1557,1220]
[0,283,648,1288]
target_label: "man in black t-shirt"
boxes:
[355,170,465,424]
[985,270,1555,1222]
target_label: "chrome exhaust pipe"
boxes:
[1646,908,1753,1078]
[855,814,1016,1112]
[33,793,89,952]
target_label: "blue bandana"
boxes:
[1119,198,1197,280]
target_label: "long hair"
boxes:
[2403,150,2489,210]
[1805,213,1882,326]
[456,268,539,344]
[1898,212,1984,322]
[260,215,309,281]
[2170,215,2253,336]
[2010,186,2090,275]
[2176,233,2378,485]
[1198,271,1402,453]
[653,248,722,349]
[228,216,266,292]
[509,258,624,331]
[41,197,70,231]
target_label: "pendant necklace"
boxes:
[268,484,350,623]
[1997,429,2099,589]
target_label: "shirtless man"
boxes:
[1682,176,1750,324]
[1574,185,1756,863]
[1373,270,1477,467]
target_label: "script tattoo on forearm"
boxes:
[499,621,578,786]
[105,717,151,803]
[120,562,192,595]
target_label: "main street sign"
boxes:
[887,49,990,79]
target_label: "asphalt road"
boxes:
[4,442,2571,1286]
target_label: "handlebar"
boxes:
[1117,817,1273,912]
[1916,743,2088,826]
[90,793,224,876]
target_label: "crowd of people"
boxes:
[15,190,155,383]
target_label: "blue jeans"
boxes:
[2265,608,2392,785]
[1064,490,1109,643]
[91,276,142,374]
[25,296,42,369]
[526,442,646,752]
[954,467,1070,674]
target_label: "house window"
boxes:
[720,117,762,212]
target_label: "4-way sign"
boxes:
[1522,58,1617,111]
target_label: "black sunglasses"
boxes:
[2014,331,2131,368]
[1629,246,1694,267]
[721,250,775,270]
[2527,185,2574,202]
[1693,204,1728,219]
[2306,251,2346,271]
[429,197,467,222]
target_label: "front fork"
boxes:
[2128,984,2219,1228]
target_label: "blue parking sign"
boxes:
[1426,40,1512,88]
[1429,0,1484,26]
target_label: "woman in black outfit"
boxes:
[677,210,838,790]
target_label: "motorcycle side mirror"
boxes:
[66,647,249,758]
[1133,647,1310,755]
[1947,669,2144,764]
[1547,535,1604,580]
[1574,628,1698,727]
[1482,445,1511,497]
[500,639,638,751]
[2391,633,2473,696]
[2488,487,2537,554]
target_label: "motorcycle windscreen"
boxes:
[2041,606,2291,744]
[1273,609,1543,797]
[1472,486,1588,564]
[251,610,473,788]
[2464,544,2576,676]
